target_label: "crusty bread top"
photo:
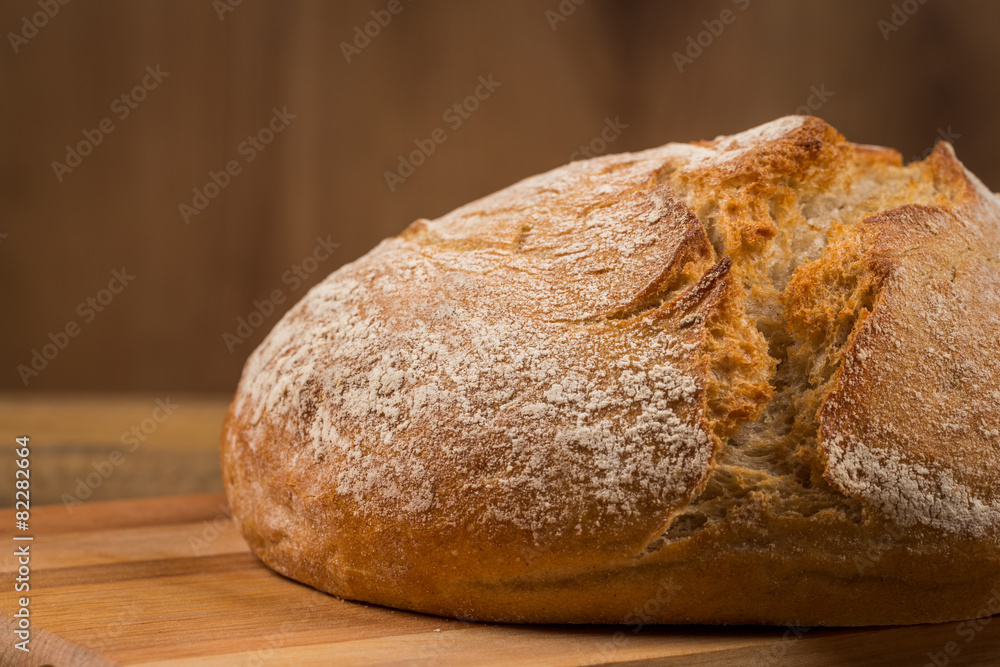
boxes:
[228,116,1000,577]
[817,179,1000,536]
[231,138,738,564]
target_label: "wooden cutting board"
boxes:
[1,494,997,666]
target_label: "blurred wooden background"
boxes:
[3,0,1000,393]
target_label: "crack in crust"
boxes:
[222,117,1000,626]
[651,121,1000,548]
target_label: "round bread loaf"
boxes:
[221,116,1000,626]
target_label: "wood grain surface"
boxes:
[1,494,998,666]
[0,393,229,507]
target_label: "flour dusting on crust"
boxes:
[229,115,1000,551]
[824,435,1000,536]
[229,135,767,546]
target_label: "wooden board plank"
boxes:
[0,394,229,452]
[0,394,229,506]
[1,496,997,665]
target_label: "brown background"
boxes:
[3,0,999,394]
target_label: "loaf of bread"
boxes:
[221,116,1000,626]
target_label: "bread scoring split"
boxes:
[223,116,1000,625]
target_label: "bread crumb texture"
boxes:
[225,116,1000,593]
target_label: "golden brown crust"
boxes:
[222,117,1000,626]
[818,203,1000,535]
